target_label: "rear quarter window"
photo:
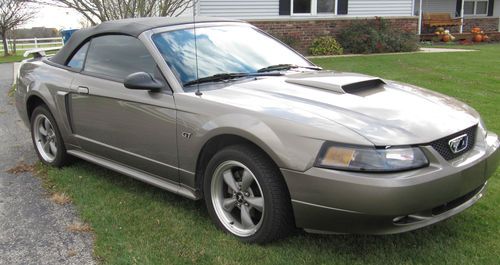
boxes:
[66,42,89,70]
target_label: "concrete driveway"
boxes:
[0,63,95,265]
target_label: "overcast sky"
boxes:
[24,5,83,29]
[23,3,194,29]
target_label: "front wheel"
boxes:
[203,145,294,244]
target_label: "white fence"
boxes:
[0,37,63,52]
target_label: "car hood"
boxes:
[199,71,479,146]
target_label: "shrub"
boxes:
[309,36,344,56]
[338,18,418,54]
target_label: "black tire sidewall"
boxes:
[30,105,67,167]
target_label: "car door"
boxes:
[68,35,178,183]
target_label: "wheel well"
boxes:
[195,134,280,194]
[26,95,46,120]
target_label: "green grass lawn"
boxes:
[1,49,59,64]
[0,53,24,63]
[39,44,500,265]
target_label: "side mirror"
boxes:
[124,72,163,92]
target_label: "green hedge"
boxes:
[338,18,419,54]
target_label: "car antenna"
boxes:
[193,0,202,96]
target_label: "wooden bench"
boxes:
[423,13,462,27]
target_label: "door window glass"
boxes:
[84,35,156,81]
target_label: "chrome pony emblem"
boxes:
[448,134,468,154]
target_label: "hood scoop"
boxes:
[286,74,386,95]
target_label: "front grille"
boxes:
[429,125,477,161]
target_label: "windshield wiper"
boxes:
[257,64,322,73]
[183,72,282,87]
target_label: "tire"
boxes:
[203,144,294,244]
[30,105,70,167]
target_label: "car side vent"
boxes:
[342,79,386,94]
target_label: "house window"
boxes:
[291,0,337,15]
[317,0,335,14]
[293,0,312,14]
[464,0,489,16]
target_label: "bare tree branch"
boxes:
[0,0,35,56]
[32,0,196,26]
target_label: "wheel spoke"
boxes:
[222,198,236,212]
[246,196,264,212]
[49,141,57,155]
[223,170,239,192]
[44,118,51,132]
[240,204,254,228]
[240,170,254,192]
[38,125,48,136]
[42,141,51,154]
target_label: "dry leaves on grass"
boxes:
[67,222,92,233]
[6,162,35,175]
[50,192,72,205]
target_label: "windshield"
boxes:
[152,25,312,86]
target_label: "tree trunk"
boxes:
[12,31,17,54]
[2,33,8,57]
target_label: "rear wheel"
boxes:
[203,144,294,244]
[31,105,69,167]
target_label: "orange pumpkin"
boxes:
[471,27,481,34]
[483,35,490,42]
[473,34,483,42]
[442,35,451,42]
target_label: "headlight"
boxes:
[316,143,429,172]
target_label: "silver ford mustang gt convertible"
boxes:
[15,17,499,244]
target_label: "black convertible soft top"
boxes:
[50,16,242,65]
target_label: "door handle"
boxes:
[76,86,89,94]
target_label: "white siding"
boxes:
[495,0,500,16]
[414,0,457,17]
[198,0,416,18]
[348,0,414,16]
[199,0,280,18]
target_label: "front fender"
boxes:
[175,97,327,174]
[196,113,307,170]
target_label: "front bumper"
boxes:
[281,132,500,234]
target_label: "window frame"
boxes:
[291,0,338,16]
[463,0,489,16]
[62,34,172,93]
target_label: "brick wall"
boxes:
[424,17,499,33]
[463,17,499,32]
[249,17,418,55]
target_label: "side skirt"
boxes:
[67,149,198,200]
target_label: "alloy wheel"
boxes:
[210,160,265,237]
[33,114,57,163]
